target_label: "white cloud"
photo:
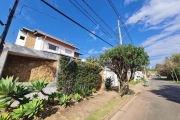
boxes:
[144,34,180,66]
[124,0,137,6]
[124,13,129,18]
[126,0,180,67]
[95,24,99,30]
[88,49,102,54]
[126,0,180,25]
[89,31,97,40]
[102,47,109,51]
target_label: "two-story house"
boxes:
[0,28,81,82]
[15,28,81,58]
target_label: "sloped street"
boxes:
[111,77,180,120]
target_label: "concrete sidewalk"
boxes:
[104,81,145,120]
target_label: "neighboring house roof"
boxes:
[21,27,80,50]
[74,51,83,55]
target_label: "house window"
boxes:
[65,49,72,54]
[19,36,25,40]
[48,43,58,51]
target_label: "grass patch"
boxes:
[130,80,141,85]
[176,81,180,84]
[85,95,130,120]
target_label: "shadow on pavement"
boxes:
[150,78,180,104]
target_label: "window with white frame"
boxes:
[65,49,72,54]
[48,43,59,51]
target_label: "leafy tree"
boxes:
[85,56,99,64]
[99,44,149,96]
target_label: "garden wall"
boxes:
[2,55,57,82]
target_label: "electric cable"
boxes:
[108,0,134,44]
[82,0,119,39]
[41,0,114,47]
[69,0,119,44]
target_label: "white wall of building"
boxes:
[134,71,144,81]
[104,67,119,87]
[15,30,27,46]
[34,37,43,50]
[42,39,74,57]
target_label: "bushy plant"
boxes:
[11,99,44,119]
[57,56,101,95]
[0,76,32,110]
[48,92,57,103]
[105,77,113,90]
[73,93,82,102]
[58,94,70,106]
[56,92,63,98]
[74,87,82,94]
[0,113,10,120]
[92,88,96,93]
[33,93,39,99]
[80,87,92,98]
[30,78,49,96]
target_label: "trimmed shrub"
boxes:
[57,56,101,95]
[105,77,113,90]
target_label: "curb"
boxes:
[103,85,144,120]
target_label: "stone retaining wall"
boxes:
[2,55,58,82]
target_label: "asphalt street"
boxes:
[110,77,180,120]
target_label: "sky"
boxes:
[0,0,180,68]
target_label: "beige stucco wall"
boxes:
[2,55,58,82]
[24,32,36,49]
[99,70,105,90]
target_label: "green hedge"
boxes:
[57,56,101,95]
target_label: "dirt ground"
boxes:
[44,90,118,120]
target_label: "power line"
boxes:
[17,2,77,27]
[40,0,114,47]
[82,0,119,39]
[108,0,134,44]
[69,0,119,44]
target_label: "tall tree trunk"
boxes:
[119,69,129,96]
[169,71,174,81]
[173,69,178,81]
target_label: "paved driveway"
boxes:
[110,77,180,120]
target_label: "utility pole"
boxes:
[0,0,19,49]
[118,20,122,45]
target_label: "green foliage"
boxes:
[57,56,76,94]
[56,92,63,98]
[11,105,24,119]
[80,87,92,98]
[129,80,140,85]
[105,77,113,90]
[30,78,48,92]
[158,53,180,81]
[57,56,101,95]
[99,44,149,96]
[12,83,32,99]
[0,76,32,110]
[48,92,57,103]
[92,88,97,93]
[0,113,10,120]
[73,93,82,102]
[0,76,17,94]
[11,99,43,119]
[33,93,39,99]
[58,94,70,106]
